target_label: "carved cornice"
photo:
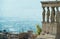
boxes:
[41,1,60,7]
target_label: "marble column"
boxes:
[51,7,55,23]
[42,7,45,22]
[47,7,50,23]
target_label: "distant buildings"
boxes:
[0,30,8,39]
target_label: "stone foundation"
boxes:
[42,22,57,35]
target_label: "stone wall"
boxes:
[42,22,46,32]
[42,22,57,35]
[51,23,57,35]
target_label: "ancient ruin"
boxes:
[37,1,60,39]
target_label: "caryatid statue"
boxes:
[42,7,45,22]
[47,7,50,22]
[51,7,55,22]
[56,7,59,23]
[56,7,59,12]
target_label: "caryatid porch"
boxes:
[42,1,60,23]
[41,1,60,39]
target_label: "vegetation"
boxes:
[36,24,42,35]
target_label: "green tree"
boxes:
[36,24,42,35]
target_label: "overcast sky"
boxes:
[0,0,59,21]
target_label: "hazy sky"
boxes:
[0,0,58,21]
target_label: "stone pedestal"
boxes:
[42,22,57,35]
[55,12,60,39]
[42,22,46,32]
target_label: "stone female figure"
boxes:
[42,7,45,22]
[51,7,55,22]
[47,7,50,23]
